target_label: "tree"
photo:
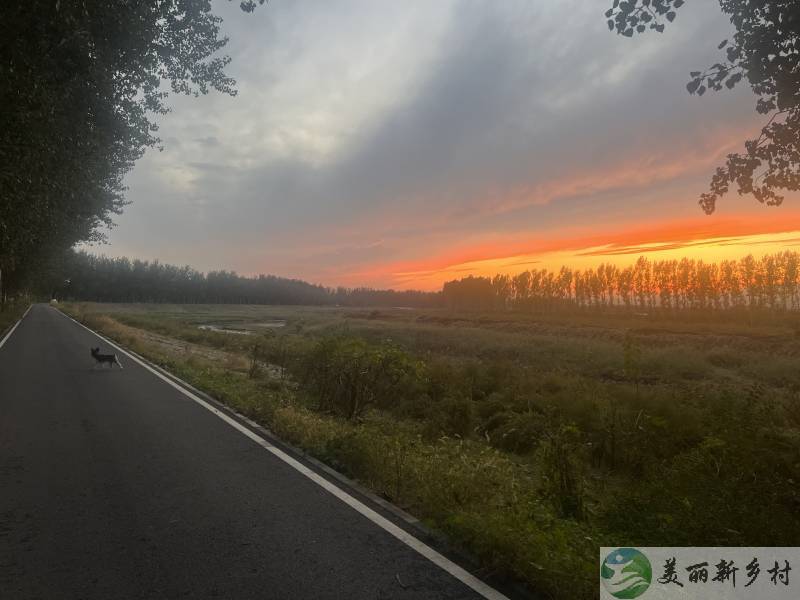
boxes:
[442,276,494,310]
[442,250,800,315]
[491,274,512,310]
[0,0,267,304]
[607,0,800,213]
[44,250,441,307]
[512,271,532,309]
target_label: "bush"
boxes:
[540,424,585,520]
[641,346,711,382]
[424,396,475,439]
[300,336,425,419]
[487,411,546,455]
[706,346,746,368]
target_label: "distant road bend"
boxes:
[0,305,510,600]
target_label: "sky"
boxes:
[96,0,800,291]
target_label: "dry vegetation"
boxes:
[61,302,800,599]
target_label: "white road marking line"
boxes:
[55,308,510,600]
[0,320,21,349]
[0,305,32,350]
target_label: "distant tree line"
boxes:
[39,249,800,313]
[443,252,800,313]
[52,251,441,308]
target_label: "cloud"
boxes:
[102,0,779,288]
[577,238,745,257]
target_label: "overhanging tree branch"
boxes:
[606,0,800,214]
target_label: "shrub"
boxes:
[487,411,546,455]
[425,396,475,439]
[300,336,425,420]
[706,346,746,368]
[540,424,585,520]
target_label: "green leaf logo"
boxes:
[600,548,652,599]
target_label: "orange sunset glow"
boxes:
[363,210,800,291]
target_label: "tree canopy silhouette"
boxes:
[606,0,800,213]
[0,0,266,304]
[39,250,441,308]
[444,251,800,313]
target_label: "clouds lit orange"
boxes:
[376,210,800,290]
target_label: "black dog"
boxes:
[90,347,123,369]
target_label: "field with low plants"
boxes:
[60,302,800,599]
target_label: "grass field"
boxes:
[61,302,800,599]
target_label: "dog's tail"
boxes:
[115,354,123,369]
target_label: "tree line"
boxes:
[53,251,440,308]
[443,251,800,313]
[0,0,264,306]
[46,249,800,314]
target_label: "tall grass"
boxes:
[62,302,800,600]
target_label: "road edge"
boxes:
[54,306,536,600]
[0,304,32,350]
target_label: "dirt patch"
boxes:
[137,328,290,380]
[197,321,286,334]
[197,324,252,335]
[252,320,286,329]
[139,329,242,364]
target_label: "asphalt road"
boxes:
[0,305,501,600]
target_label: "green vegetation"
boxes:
[62,301,800,599]
[1,1,266,304]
